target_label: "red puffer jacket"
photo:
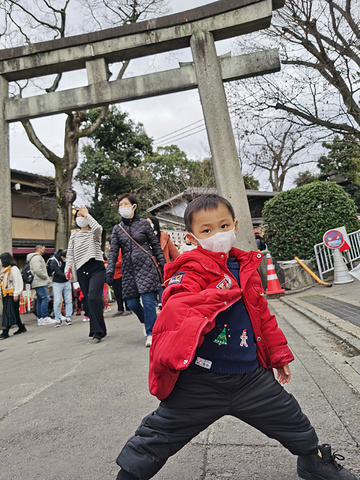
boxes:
[149,247,294,400]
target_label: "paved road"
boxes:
[1,303,359,480]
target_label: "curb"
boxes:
[280,296,360,355]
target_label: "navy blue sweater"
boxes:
[190,257,258,374]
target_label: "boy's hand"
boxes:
[276,364,291,384]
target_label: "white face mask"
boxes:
[192,228,236,254]
[119,205,135,219]
[76,217,89,228]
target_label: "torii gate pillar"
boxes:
[191,30,255,249]
[0,76,12,254]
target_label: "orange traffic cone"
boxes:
[265,253,285,295]
[19,294,26,314]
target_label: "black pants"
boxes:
[117,366,318,480]
[77,260,107,340]
[2,297,24,333]
[113,277,130,312]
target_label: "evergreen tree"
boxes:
[76,106,153,228]
[294,171,319,187]
[317,135,360,209]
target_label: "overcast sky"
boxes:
[7,0,297,193]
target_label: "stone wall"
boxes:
[276,259,318,291]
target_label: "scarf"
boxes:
[0,266,14,297]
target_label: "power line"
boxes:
[154,112,239,146]
[153,118,205,142]
[154,125,208,145]
[154,123,206,145]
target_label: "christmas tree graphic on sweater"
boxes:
[214,326,228,345]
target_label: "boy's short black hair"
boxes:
[184,194,235,232]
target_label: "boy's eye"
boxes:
[203,229,211,234]
[221,224,229,229]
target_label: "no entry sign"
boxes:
[323,227,351,252]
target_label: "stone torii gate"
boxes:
[0,0,284,254]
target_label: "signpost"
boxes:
[323,227,353,284]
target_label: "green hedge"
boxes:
[262,182,360,261]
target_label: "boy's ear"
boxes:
[186,233,200,247]
[234,219,238,235]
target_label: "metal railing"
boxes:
[163,229,186,246]
[314,229,360,281]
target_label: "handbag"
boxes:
[119,224,164,284]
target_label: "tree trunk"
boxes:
[54,154,76,250]
[55,113,84,250]
[22,115,79,250]
[22,108,109,251]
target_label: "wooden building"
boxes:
[11,169,56,264]
[147,187,277,230]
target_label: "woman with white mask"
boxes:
[106,193,166,347]
[66,206,107,342]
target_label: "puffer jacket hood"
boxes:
[149,247,294,400]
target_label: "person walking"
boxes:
[50,249,73,327]
[26,245,55,325]
[0,252,27,339]
[66,206,107,342]
[106,193,166,347]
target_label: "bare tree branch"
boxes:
[21,119,62,166]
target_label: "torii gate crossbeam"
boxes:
[0,0,284,254]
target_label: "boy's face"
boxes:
[186,203,238,247]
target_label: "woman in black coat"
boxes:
[106,193,166,347]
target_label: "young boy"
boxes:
[115,194,357,480]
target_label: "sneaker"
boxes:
[43,316,57,324]
[143,325,147,337]
[83,317,90,322]
[122,310,132,316]
[55,320,62,327]
[112,311,124,317]
[65,318,72,325]
[61,315,66,321]
[145,335,152,347]
[37,317,44,325]
[104,307,111,313]
[0,332,10,340]
[297,444,357,480]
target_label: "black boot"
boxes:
[0,330,10,340]
[116,469,138,480]
[14,324,27,335]
[297,444,357,480]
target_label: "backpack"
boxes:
[21,260,34,285]
[46,256,60,277]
